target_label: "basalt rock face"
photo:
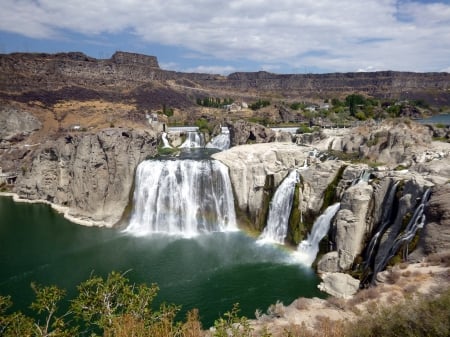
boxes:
[318,170,435,274]
[226,120,280,146]
[208,71,450,105]
[110,51,159,67]
[0,106,41,144]
[0,51,195,110]
[334,182,374,271]
[14,128,158,227]
[212,143,310,228]
[0,51,161,92]
[1,52,450,108]
[410,184,450,259]
[324,121,435,166]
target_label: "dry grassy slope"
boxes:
[250,256,450,337]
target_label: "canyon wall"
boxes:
[1,52,449,107]
[14,128,158,227]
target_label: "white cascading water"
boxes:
[258,170,299,244]
[206,127,230,150]
[295,203,341,266]
[363,181,399,269]
[161,132,172,148]
[124,159,237,236]
[372,188,431,280]
[180,132,205,148]
[352,169,371,186]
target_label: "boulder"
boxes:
[15,128,158,227]
[318,272,360,298]
[317,251,340,273]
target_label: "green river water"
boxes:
[0,195,323,327]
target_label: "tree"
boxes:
[0,285,74,337]
[71,271,160,332]
[345,94,366,116]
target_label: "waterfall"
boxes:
[180,132,205,148]
[161,132,172,148]
[352,169,371,186]
[258,170,299,244]
[206,127,230,150]
[295,203,341,266]
[124,159,237,236]
[363,181,399,269]
[371,188,431,282]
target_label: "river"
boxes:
[417,113,450,125]
[0,195,323,327]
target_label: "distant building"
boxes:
[226,103,242,112]
[305,105,318,112]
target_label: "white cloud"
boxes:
[0,0,449,72]
[183,65,237,75]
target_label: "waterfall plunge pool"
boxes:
[0,195,324,327]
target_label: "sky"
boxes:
[0,0,449,75]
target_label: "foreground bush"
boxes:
[1,271,449,337]
[345,287,450,337]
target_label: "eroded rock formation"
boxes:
[212,143,309,229]
[226,120,292,146]
[14,128,158,226]
[0,106,41,144]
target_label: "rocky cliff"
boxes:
[212,143,310,230]
[14,128,158,227]
[213,120,450,296]
[0,106,41,144]
[1,52,449,109]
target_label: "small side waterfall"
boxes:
[161,132,172,148]
[363,181,399,269]
[258,170,299,244]
[372,188,431,280]
[295,203,341,266]
[352,169,372,186]
[125,159,237,236]
[180,132,205,148]
[206,127,230,150]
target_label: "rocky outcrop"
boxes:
[317,121,439,168]
[226,120,289,146]
[15,128,158,227]
[425,124,450,140]
[372,174,432,269]
[212,142,348,232]
[318,167,437,274]
[410,184,450,259]
[294,131,327,145]
[317,272,360,299]
[298,160,346,220]
[0,106,41,144]
[212,143,309,228]
[334,182,374,270]
[110,51,159,67]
